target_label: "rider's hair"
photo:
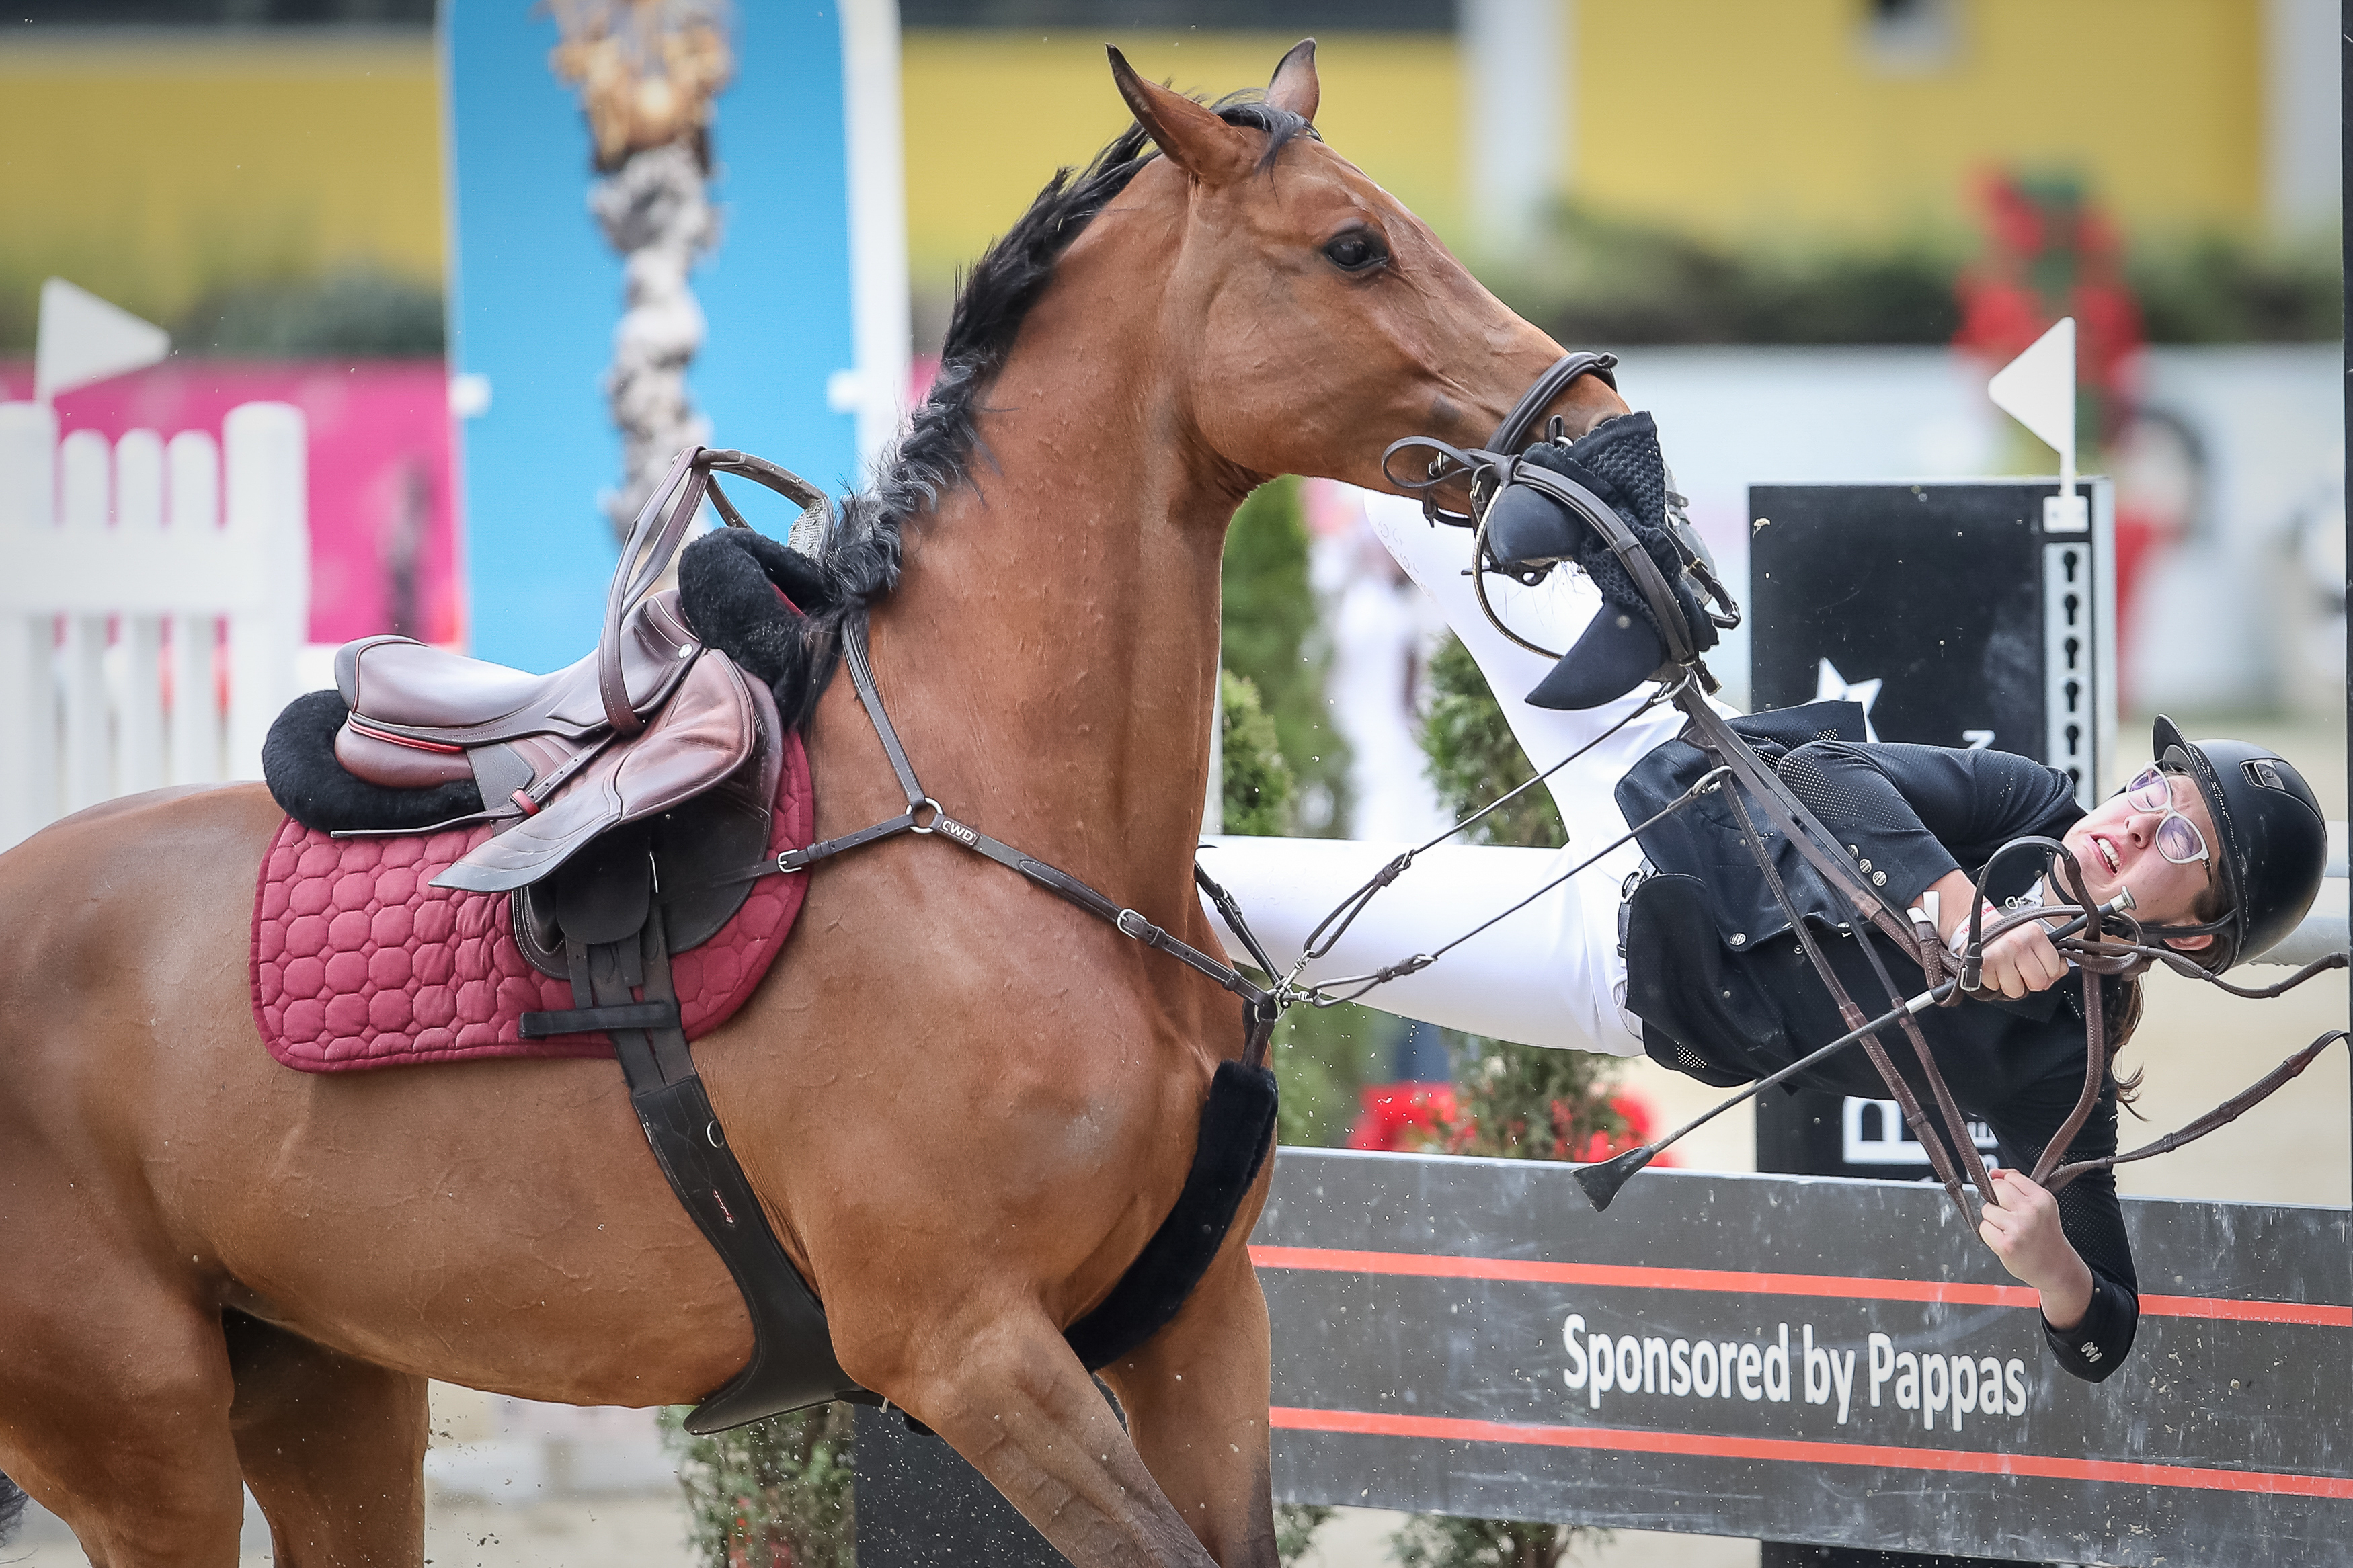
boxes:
[2106,872,2231,1114]
[2177,873,2235,976]
[2104,973,2147,1112]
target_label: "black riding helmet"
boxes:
[2145,716,2327,970]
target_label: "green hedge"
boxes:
[1490,202,2339,347]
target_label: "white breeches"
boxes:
[1196,491,1729,1056]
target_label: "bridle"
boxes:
[1377,351,1741,669]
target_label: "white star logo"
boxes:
[1813,659,1882,743]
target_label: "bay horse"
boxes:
[0,44,1627,1567]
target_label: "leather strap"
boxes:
[596,448,839,741]
[1377,352,1623,532]
[2043,1028,2347,1192]
[1505,464,1698,665]
[753,612,1280,1070]
[773,813,920,874]
[842,618,926,811]
[1677,696,1992,1215]
[563,905,859,1433]
[1486,350,1620,457]
[520,999,681,1038]
[1718,779,1979,1217]
[600,450,707,737]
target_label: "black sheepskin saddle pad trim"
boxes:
[261,527,832,837]
[263,689,485,835]
[677,528,841,729]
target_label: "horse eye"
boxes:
[1323,231,1386,272]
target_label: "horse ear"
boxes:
[1107,46,1255,185]
[1267,38,1319,123]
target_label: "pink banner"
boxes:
[1,359,461,648]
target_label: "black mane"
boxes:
[739,91,1312,728]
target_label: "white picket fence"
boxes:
[0,400,309,851]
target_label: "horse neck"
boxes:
[861,339,1236,913]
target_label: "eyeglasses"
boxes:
[2123,766,2211,866]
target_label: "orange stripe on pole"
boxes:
[1247,1245,2353,1328]
[1268,1406,2353,1499]
[2137,1293,2353,1327]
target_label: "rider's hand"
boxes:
[1975,917,2069,999]
[1920,870,2068,999]
[1979,1168,2093,1331]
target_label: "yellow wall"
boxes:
[0,5,2271,329]
[900,32,1464,288]
[0,32,443,321]
[1572,0,2262,242]
[902,3,2269,280]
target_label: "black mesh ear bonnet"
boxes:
[1511,413,1718,658]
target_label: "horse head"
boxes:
[1091,40,1630,511]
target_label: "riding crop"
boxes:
[1570,891,2139,1211]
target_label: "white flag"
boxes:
[1986,316,2075,465]
[35,278,169,404]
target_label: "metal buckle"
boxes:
[1117,909,1152,940]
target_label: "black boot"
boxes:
[1524,606,1667,710]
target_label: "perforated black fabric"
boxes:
[1516,415,1718,656]
[1567,411,1668,530]
[1780,750,1923,837]
[1772,740,2080,915]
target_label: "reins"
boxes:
[1259,671,1704,1008]
[724,351,2342,1219]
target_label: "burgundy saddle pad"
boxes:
[250,730,813,1073]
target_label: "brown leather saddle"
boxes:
[328,448,830,901]
[323,449,838,995]
[317,447,866,1432]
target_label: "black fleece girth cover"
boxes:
[1062,1061,1280,1371]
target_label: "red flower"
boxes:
[1346,1081,1458,1152]
[1560,1091,1676,1167]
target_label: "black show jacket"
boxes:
[1614,702,2137,1381]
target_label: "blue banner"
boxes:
[442,1,861,667]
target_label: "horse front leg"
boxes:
[867,1311,1219,1567]
[1099,1225,1279,1568]
[224,1311,427,1567]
